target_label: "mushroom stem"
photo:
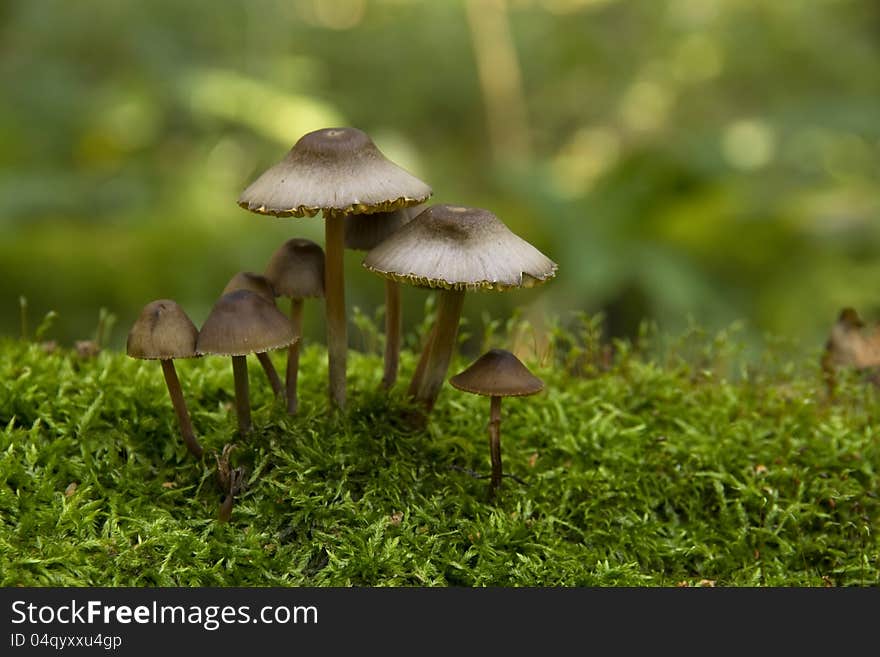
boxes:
[407,323,436,398]
[488,395,503,501]
[286,298,304,414]
[414,289,466,412]
[159,359,203,458]
[382,280,402,389]
[231,355,251,435]
[256,352,284,399]
[324,211,347,410]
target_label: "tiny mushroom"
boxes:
[362,204,557,415]
[222,272,285,399]
[449,348,544,500]
[196,289,296,436]
[126,299,204,458]
[238,126,432,410]
[263,238,326,415]
[345,203,424,389]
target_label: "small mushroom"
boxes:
[238,127,432,410]
[345,203,424,389]
[221,272,285,399]
[126,299,204,458]
[821,307,880,394]
[196,289,296,436]
[450,349,544,501]
[363,204,556,415]
[263,238,326,415]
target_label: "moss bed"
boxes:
[0,320,877,586]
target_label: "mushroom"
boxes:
[237,127,432,410]
[344,203,424,389]
[362,204,557,414]
[221,271,285,400]
[126,299,204,458]
[263,238,326,415]
[196,289,296,436]
[449,349,544,501]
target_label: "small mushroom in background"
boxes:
[196,289,296,437]
[238,126,433,411]
[126,299,204,458]
[362,204,557,417]
[821,307,880,394]
[345,203,424,390]
[263,238,325,415]
[221,272,285,399]
[449,348,544,501]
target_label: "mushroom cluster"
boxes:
[124,125,558,518]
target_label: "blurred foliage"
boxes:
[1,0,879,356]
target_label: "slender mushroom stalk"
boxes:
[286,298,304,413]
[345,204,424,391]
[231,354,251,435]
[159,359,202,458]
[238,127,432,411]
[197,290,296,438]
[415,289,466,412]
[383,279,402,389]
[324,210,347,409]
[488,394,503,499]
[255,352,284,398]
[407,323,436,398]
[127,299,204,459]
[363,205,557,418]
[263,238,325,415]
[450,349,544,502]
[222,272,284,400]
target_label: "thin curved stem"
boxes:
[414,289,466,413]
[407,323,436,399]
[382,280,402,390]
[232,355,251,436]
[160,359,203,458]
[488,395,503,501]
[287,298,304,414]
[257,352,284,399]
[325,211,347,410]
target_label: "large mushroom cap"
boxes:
[238,127,433,218]
[264,238,326,299]
[450,348,544,397]
[127,299,199,360]
[362,204,558,291]
[196,289,296,357]
[222,271,276,303]
[344,203,425,252]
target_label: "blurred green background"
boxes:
[2,0,879,357]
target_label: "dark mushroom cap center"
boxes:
[293,127,373,159]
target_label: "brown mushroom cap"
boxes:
[237,127,432,218]
[449,349,544,397]
[362,204,558,291]
[222,271,276,303]
[196,289,296,357]
[263,238,326,299]
[344,203,425,252]
[127,299,199,360]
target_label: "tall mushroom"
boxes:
[362,204,557,415]
[237,127,432,410]
[221,271,285,399]
[344,203,424,389]
[450,349,544,501]
[126,299,204,458]
[263,238,325,415]
[196,289,296,437]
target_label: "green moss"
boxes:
[0,320,877,587]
